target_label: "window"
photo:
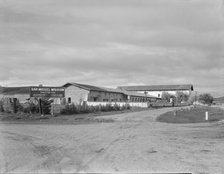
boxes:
[158,94,160,97]
[68,97,71,103]
[93,97,97,101]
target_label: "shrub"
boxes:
[176,92,189,103]
[101,104,114,112]
[113,104,120,111]
[0,100,4,112]
[30,103,39,113]
[40,98,52,114]
[199,93,214,105]
[60,103,131,115]
[16,102,39,114]
[161,92,176,102]
[188,92,198,104]
[61,103,79,114]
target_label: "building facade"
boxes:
[63,83,160,104]
[63,83,128,104]
[118,84,194,98]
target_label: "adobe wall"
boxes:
[88,91,127,102]
[64,85,89,104]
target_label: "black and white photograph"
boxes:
[0,0,224,173]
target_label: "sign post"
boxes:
[39,98,42,115]
[13,98,17,114]
[30,87,65,115]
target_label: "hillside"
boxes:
[214,96,224,104]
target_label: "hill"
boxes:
[214,96,224,104]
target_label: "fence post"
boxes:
[51,103,54,116]
[99,104,101,112]
[13,98,17,114]
[205,111,208,121]
[39,98,43,115]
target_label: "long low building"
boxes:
[1,83,166,107]
[117,84,194,98]
[63,83,160,104]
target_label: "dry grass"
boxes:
[156,105,224,123]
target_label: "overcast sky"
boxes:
[0,0,223,97]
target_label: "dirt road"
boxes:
[0,107,224,174]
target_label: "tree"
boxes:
[198,93,213,105]
[161,92,175,102]
[176,91,189,103]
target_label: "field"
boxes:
[157,106,224,123]
[1,106,224,174]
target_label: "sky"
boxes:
[0,0,223,97]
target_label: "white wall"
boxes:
[64,85,89,104]
[137,90,190,98]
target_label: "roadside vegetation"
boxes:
[0,98,133,122]
[0,98,131,115]
[60,103,131,115]
[157,106,224,123]
[198,93,214,105]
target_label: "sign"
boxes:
[51,104,61,115]
[30,87,65,98]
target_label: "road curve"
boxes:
[0,107,224,174]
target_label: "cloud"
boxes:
[0,0,223,96]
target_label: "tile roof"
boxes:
[63,83,104,91]
[63,83,124,93]
[63,83,159,98]
[118,84,194,91]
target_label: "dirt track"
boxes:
[0,107,224,174]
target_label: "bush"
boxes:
[60,103,131,115]
[30,103,39,113]
[0,100,4,112]
[113,104,120,111]
[161,92,176,102]
[61,103,79,114]
[101,104,114,112]
[40,98,52,114]
[176,92,189,103]
[199,93,214,105]
[17,102,39,114]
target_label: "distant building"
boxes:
[117,84,194,98]
[0,86,31,103]
[63,83,160,104]
[0,86,64,104]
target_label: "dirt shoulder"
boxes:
[0,107,153,124]
[1,106,224,174]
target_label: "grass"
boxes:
[156,106,224,124]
